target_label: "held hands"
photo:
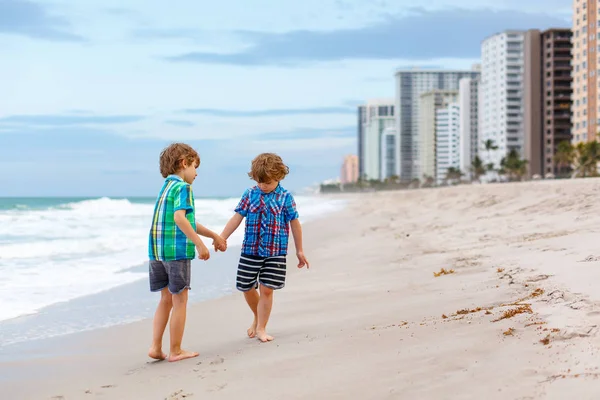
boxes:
[212,235,227,252]
[296,251,309,269]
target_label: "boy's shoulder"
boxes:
[157,176,193,203]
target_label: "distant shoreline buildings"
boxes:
[336,3,585,187]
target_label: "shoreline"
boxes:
[0,247,242,355]
[4,179,600,398]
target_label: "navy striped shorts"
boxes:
[236,253,287,291]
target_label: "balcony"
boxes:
[553,111,571,119]
[554,122,571,130]
[553,74,572,81]
[554,102,571,110]
[554,81,571,88]
[554,91,572,98]
[553,62,572,70]
[554,51,571,61]
[553,34,571,42]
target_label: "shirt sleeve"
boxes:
[173,183,194,213]
[283,193,299,223]
[234,189,251,217]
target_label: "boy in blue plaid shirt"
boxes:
[219,153,309,342]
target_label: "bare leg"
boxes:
[256,285,274,342]
[243,288,260,338]
[148,288,172,360]
[168,288,199,362]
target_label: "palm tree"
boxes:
[422,175,435,188]
[484,139,498,152]
[470,156,486,182]
[572,141,600,178]
[500,149,528,181]
[554,141,574,178]
[445,167,463,185]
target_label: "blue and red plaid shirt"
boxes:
[235,184,299,257]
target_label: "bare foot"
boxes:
[247,318,257,338]
[148,347,167,360]
[168,349,199,362]
[256,330,274,342]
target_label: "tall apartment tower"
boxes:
[380,127,397,180]
[340,155,359,184]
[357,99,395,180]
[543,29,573,174]
[436,103,461,184]
[459,77,481,178]
[572,2,595,144]
[357,105,367,179]
[524,28,573,177]
[395,67,481,182]
[418,90,459,181]
[480,31,526,168]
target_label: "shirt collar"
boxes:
[258,183,283,195]
[167,174,184,182]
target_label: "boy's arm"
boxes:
[221,213,244,240]
[195,223,220,239]
[174,210,210,260]
[290,219,309,269]
[196,223,227,252]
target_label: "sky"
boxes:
[0,0,571,197]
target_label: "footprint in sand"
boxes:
[209,357,225,365]
[552,325,598,341]
[207,383,228,393]
[167,389,194,399]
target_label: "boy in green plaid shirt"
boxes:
[147,143,226,362]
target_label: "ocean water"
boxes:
[0,195,345,325]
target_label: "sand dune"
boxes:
[5,179,600,399]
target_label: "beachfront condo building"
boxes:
[357,99,396,181]
[357,105,366,179]
[480,31,526,169]
[524,28,573,177]
[340,154,359,184]
[459,77,481,180]
[418,90,459,181]
[380,127,397,180]
[395,67,481,182]
[572,2,595,144]
[436,103,461,184]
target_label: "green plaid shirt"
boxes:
[148,175,196,261]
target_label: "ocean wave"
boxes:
[0,195,345,323]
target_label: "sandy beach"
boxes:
[5,178,600,399]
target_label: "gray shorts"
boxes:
[149,259,192,294]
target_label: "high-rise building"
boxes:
[358,99,395,180]
[418,90,459,181]
[543,29,573,175]
[395,67,481,182]
[459,77,481,179]
[480,31,526,168]
[380,127,397,180]
[357,105,367,179]
[572,1,596,144]
[340,155,359,184]
[436,103,461,184]
[524,29,543,177]
[524,28,573,177]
